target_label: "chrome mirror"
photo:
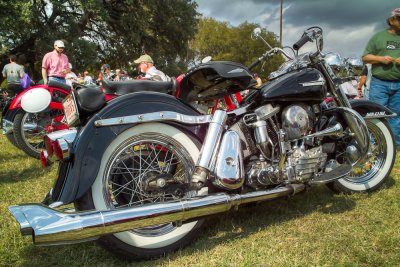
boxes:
[201,56,212,64]
[251,28,262,40]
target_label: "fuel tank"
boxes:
[260,68,327,103]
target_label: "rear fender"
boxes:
[52,92,208,204]
[350,99,396,119]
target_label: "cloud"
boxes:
[195,0,398,57]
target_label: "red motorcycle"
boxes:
[1,81,72,158]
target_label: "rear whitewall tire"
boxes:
[78,123,204,259]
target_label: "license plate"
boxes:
[62,93,79,126]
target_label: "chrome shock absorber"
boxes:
[192,110,227,188]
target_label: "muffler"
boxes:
[9,184,304,246]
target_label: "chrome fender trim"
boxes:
[94,111,212,127]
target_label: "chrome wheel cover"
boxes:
[103,133,195,237]
[345,120,387,184]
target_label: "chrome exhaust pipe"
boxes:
[9,184,305,246]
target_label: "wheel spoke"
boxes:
[102,133,196,236]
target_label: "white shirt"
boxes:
[145,66,171,82]
[65,71,78,86]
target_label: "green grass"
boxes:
[1,132,400,267]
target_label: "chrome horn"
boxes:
[306,123,343,139]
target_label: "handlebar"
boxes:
[293,34,311,51]
[248,57,263,70]
[248,48,293,70]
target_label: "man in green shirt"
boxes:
[363,8,400,146]
[1,54,24,98]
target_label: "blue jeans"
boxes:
[48,76,66,84]
[369,76,400,145]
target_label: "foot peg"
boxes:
[191,166,209,189]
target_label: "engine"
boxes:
[246,145,328,188]
[287,146,327,182]
[244,103,328,189]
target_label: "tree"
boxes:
[0,0,199,80]
[189,18,285,79]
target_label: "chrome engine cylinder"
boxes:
[254,120,272,158]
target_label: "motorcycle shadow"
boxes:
[0,158,51,184]
[17,178,396,266]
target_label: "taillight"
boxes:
[44,135,54,157]
[43,129,77,162]
[40,150,52,168]
[53,138,70,161]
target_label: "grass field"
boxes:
[1,132,400,266]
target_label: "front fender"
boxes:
[9,85,68,111]
[350,99,396,119]
[52,92,207,204]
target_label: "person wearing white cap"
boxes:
[362,8,400,148]
[42,40,70,84]
[134,54,171,82]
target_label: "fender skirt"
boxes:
[350,99,396,119]
[52,92,208,204]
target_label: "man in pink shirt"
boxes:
[42,40,70,84]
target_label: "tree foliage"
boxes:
[190,18,285,79]
[0,0,199,79]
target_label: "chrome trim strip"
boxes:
[8,184,305,246]
[363,114,397,120]
[364,113,397,119]
[94,111,212,127]
[2,119,13,134]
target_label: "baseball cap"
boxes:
[389,8,400,18]
[134,54,154,64]
[54,40,65,48]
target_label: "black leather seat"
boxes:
[75,85,106,114]
[101,78,177,96]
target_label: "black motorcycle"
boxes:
[9,26,396,261]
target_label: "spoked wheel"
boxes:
[327,118,396,193]
[75,123,204,260]
[13,111,52,158]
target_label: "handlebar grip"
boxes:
[293,34,311,50]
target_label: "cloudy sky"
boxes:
[195,0,398,59]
